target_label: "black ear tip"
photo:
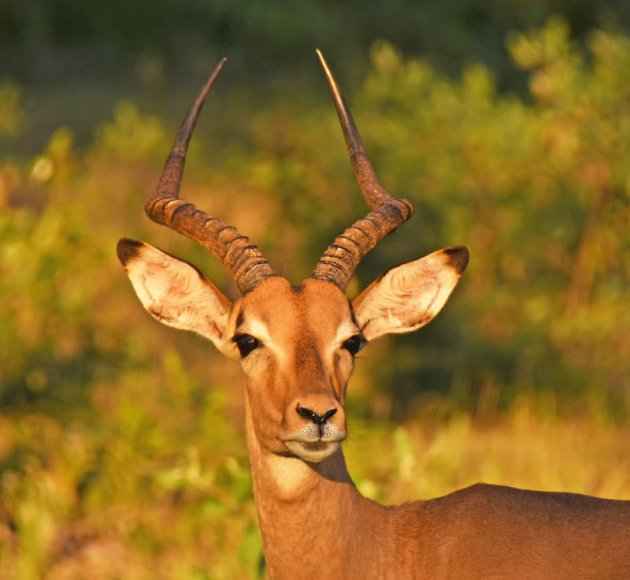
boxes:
[444,245,469,274]
[117,238,144,266]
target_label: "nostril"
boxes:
[320,408,337,424]
[296,405,318,423]
[296,404,338,425]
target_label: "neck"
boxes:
[244,402,394,578]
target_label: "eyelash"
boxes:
[233,334,261,358]
[233,333,366,358]
[341,334,366,357]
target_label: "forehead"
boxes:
[238,277,354,337]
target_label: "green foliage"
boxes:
[0,80,22,136]
[95,102,168,161]
[352,24,630,416]
[0,174,102,408]
[0,18,629,577]
[0,352,260,578]
[2,0,630,87]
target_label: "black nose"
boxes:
[296,405,338,425]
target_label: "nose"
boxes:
[296,404,338,425]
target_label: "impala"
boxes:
[117,52,630,578]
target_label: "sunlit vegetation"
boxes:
[1,19,629,578]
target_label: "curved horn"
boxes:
[311,50,414,290]
[145,58,277,295]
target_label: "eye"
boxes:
[233,334,261,358]
[341,334,366,357]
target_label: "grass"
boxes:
[2,19,629,578]
[348,404,630,506]
[1,397,629,579]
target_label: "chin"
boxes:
[284,440,341,463]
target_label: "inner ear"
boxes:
[117,238,238,357]
[352,246,468,342]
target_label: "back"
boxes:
[418,483,630,579]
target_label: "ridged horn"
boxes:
[311,50,414,290]
[145,58,277,295]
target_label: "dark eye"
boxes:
[341,334,366,357]
[233,334,261,358]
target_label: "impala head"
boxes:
[117,51,468,464]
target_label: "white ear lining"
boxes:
[119,239,236,355]
[352,248,467,341]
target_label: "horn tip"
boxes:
[315,49,331,74]
[202,57,228,92]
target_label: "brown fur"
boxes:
[119,240,630,578]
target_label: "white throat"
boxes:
[264,454,311,499]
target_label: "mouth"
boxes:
[283,440,342,463]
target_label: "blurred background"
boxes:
[1,1,629,577]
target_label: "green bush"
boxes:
[0,18,628,578]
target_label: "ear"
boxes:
[117,238,238,357]
[352,246,469,342]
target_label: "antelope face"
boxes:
[117,247,356,463]
[234,277,358,463]
[118,51,469,465]
[119,240,467,464]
